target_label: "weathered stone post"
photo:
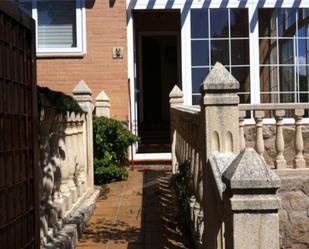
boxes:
[223,148,281,249]
[200,62,240,157]
[73,80,94,191]
[169,85,184,174]
[95,90,110,118]
[201,62,240,248]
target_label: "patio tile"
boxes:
[76,169,192,249]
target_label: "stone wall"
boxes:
[244,125,309,168]
[278,174,309,249]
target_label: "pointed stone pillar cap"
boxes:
[201,62,239,92]
[169,85,184,98]
[73,80,92,96]
[96,90,110,102]
[223,148,281,190]
[169,85,184,106]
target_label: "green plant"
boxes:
[38,86,84,114]
[93,116,138,184]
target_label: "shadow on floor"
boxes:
[127,170,192,249]
[77,169,192,249]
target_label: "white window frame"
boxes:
[21,0,86,57]
[126,0,309,130]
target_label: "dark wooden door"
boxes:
[0,3,39,249]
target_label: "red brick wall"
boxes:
[37,0,128,121]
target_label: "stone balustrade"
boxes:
[239,104,309,169]
[170,62,282,249]
[170,85,203,246]
[39,81,96,248]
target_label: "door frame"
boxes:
[137,31,182,124]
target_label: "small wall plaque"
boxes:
[112,47,123,59]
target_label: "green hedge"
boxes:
[93,116,138,184]
[38,86,83,114]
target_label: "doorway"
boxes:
[134,10,181,153]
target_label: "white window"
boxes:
[17,0,86,57]
[190,9,250,104]
[259,8,309,104]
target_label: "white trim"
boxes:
[134,153,172,160]
[182,7,192,105]
[244,117,309,125]
[127,9,137,135]
[82,0,87,54]
[249,2,261,104]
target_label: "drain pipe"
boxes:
[128,78,135,171]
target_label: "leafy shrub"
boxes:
[93,116,138,184]
[94,162,129,185]
[38,86,83,114]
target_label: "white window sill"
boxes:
[36,51,86,58]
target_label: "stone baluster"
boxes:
[67,112,78,204]
[275,110,286,169]
[239,110,246,150]
[169,85,184,174]
[51,114,67,217]
[294,109,306,168]
[72,114,80,196]
[95,90,110,118]
[77,114,87,194]
[73,80,94,191]
[254,110,265,160]
[58,114,71,212]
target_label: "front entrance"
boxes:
[134,10,181,153]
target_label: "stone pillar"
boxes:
[95,90,110,118]
[223,148,281,249]
[200,62,240,158]
[169,85,184,174]
[73,80,94,191]
[201,62,240,248]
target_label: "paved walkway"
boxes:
[76,169,192,249]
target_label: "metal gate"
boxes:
[0,2,39,249]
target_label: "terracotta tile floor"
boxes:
[76,169,192,249]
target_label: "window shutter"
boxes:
[37,1,77,48]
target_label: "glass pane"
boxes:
[278,9,297,37]
[191,9,208,38]
[261,93,280,103]
[297,39,309,64]
[191,40,209,66]
[298,9,309,37]
[210,9,228,38]
[37,1,77,48]
[279,39,295,64]
[192,68,209,93]
[300,93,309,103]
[280,93,295,103]
[279,66,295,102]
[17,2,32,17]
[260,66,279,103]
[237,93,250,104]
[192,95,202,105]
[259,9,277,37]
[230,9,249,38]
[211,40,229,65]
[259,39,277,65]
[298,66,309,93]
[231,67,250,92]
[231,39,249,65]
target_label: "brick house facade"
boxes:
[37,0,128,121]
